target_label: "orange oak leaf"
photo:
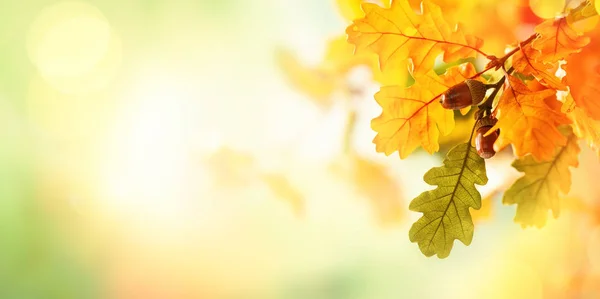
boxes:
[410,0,543,55]
[346,1,484,77]
[489,76,571,161]
[567,106,600,156]
[532,18,591,64]
[565,28,600,120]
[371,63,478,158]
[512,44,567,90]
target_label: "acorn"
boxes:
[439,79,487,110]
[475,116,498,159]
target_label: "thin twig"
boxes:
[478,67,515,111]
[479,77,506,110]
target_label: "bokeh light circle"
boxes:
[529,0,566,19]
[27,1,121,94]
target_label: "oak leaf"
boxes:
[512,44,567,90]
[567,104,600,157]
[346,1,484,77]
[409,143,488,258]
[372,63,478,158]
[503,127,580,228]
[489,76,571,161]
[531,18,590,64]
[413,0,540,55]
[564,27,600,120]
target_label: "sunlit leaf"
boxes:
[372,63,478,158]
[512,44,567,90]
[532,18,591,64]
[409,143,488,258]
[567,104,600,157]
[489,76,571,161]
[503,126,580,228]
[565,26,600,120]
[346,1,484,77]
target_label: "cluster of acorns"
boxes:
[439,79,499,159]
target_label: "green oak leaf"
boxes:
[504,126,580,228]
[409,143,488,258]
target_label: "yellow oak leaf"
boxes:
[489,76,571,161]
[371,63,478,158]
[322,36,406,86]
[532,18,591,64]
[346,1,484,77]
[565,26,600,120]
[409,0,541,55]
[512,44,567,90]
[503,127,580,228]
[568,105,600,157]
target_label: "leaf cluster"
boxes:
[280,0,600,258]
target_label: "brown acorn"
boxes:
[439,79,487,110]
[475,116,498,159]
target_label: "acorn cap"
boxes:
[465,79,486,106]
[477,116,497,129]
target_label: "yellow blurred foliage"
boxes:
[262,173,305,217]
[330,154,404,226]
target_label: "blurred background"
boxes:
[1,0,600,298]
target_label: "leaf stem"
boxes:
[480,77,506,110]
[491,34,538,71]
[468,117,479,146]
[478,66,514,110]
